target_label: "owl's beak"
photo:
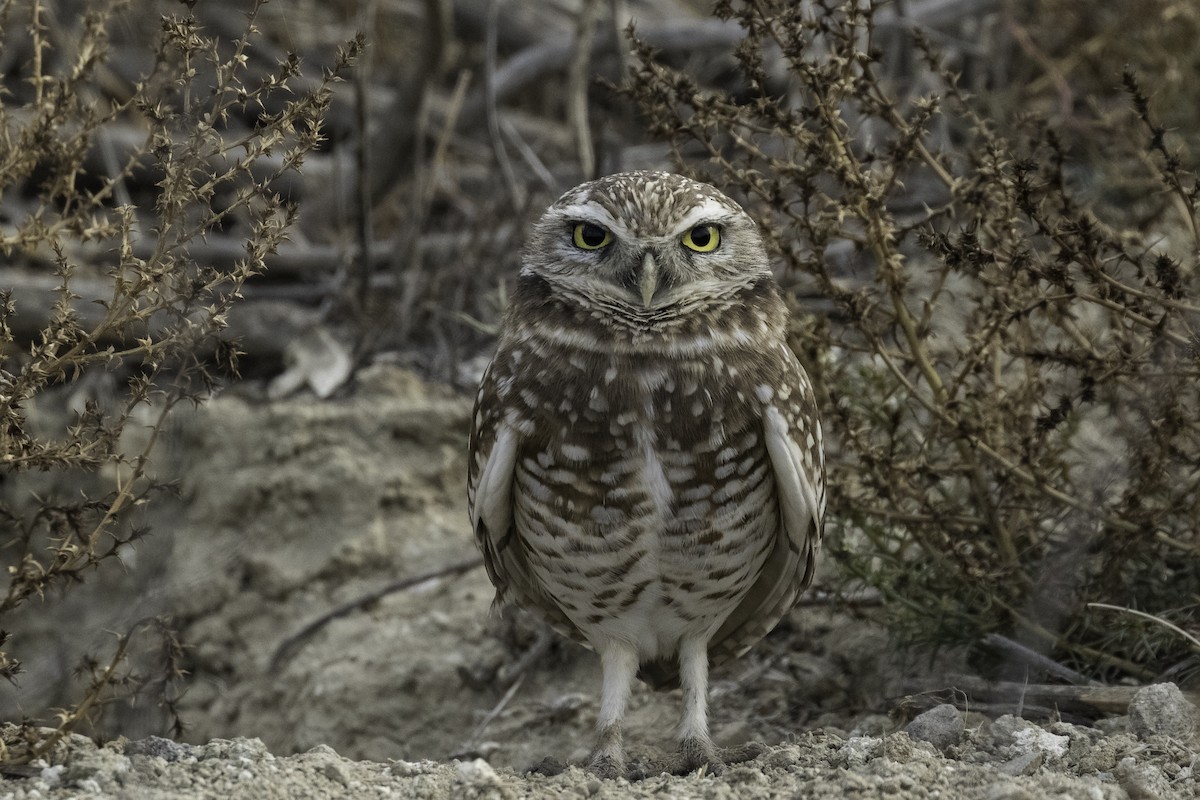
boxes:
[639,252,658,308]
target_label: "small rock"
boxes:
[457,757,499,784]
[985,785,1037,800]
[320,759,350,786]
[39,764,64,786]
[1128,682,1200,743]
[124,736,195,763]
[840,735,881,767]
[527,756,566,777]
[762,744,803,769]
[988,715,1068,760]
[387,760,427,778]
[998,750,1043,776]
[76,778,102,793]
[304,744,339,757]
[724,766,768,785]
[989,715,1034,747]
[201,738,270,762]
[1011,727,1068,760]
[905,704,964,751]
[1118,761,1174,800]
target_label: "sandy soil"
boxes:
[3,365,1198,799]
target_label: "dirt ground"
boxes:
[3,364,1198,799]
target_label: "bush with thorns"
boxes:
[627,0,1200,683]
[0,0,357,760]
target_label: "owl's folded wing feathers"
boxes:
[704,367,825,671]
[468,363,581,636]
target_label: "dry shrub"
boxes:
[626,0,1200,682]
[0,0,357,760]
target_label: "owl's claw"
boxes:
[585,723,627,780]
[668,736,725,776]
[660,738,767,777]
[721,740,768,765]
[586,751,626,780]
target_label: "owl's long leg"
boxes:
[666,637,767,776]
[587,640,639,779]
[673,636,722,773]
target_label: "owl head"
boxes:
[520,172,771,314]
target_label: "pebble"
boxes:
[1128,682,1200,743]
[456,758,500,784]
[905,704,965,751]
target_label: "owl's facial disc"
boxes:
[525,172,770,313]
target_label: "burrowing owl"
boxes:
[468,171,824,778]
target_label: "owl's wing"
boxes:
[468,362,579,634]
[706,358,825,669]
[468,360,523,602]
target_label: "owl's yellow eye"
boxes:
[572,222,612,250]
[682,225,720,253]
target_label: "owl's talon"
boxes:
[586,752,626,781]
[659,738,765,776]
[722,740,768,765]
[666,736,726,776]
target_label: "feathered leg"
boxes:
[587,640,638,779]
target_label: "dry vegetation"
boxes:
[1,0,1198,765]
[623,0,1200,684]
[0,0,357,759]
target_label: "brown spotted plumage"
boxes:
[467,171,825,778]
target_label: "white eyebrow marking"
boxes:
[669,199,741,236]
[555,204,632,239]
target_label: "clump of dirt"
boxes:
[4,365,1199,798]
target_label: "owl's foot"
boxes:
[585,725,626,780]
[722,740,768,764]
[661,737,768,777]
[586,752,626,780]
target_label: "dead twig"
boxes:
[1086,604,1200,653]
[567,0,602,179]
[496,619,555,688]
[484,0,522,208]
[898,674,1200,717]
[464,671,527,749]
[269,557,484,671]
[981,634,1102,687]
[390,68,473,345]
[353,0,379,313]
